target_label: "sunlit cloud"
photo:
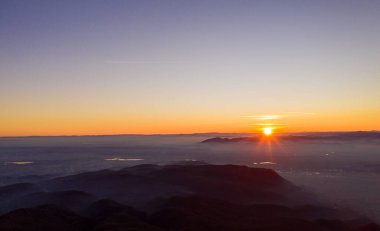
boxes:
[243,115,284,120]
[244,112,314,133]
[255,123,285,126]
[243,112,315,120]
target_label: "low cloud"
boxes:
[243,112,315,121]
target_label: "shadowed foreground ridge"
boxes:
[0,164,378,231]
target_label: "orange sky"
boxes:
[1,108,379,136]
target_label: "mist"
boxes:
[0,134,379,222]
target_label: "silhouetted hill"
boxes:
[0,205,90,231]
[150,195,378,231]
[0,197,377,231]
[37,164,299,208]
[82,199,129,220]
[201,131,380,143]
[1,190,97,214]
[0,164,377,230]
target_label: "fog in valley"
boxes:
[0,134,379,222]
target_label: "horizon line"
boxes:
[1,130,379,139]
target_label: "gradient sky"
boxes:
[1,0,380,136]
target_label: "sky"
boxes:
[1,0,380,136]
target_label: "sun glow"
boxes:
[263,127,273,136]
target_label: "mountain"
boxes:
[0,164,377,230]
[201,131,380,143]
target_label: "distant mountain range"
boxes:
[201,131,380,143]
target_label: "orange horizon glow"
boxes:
[1,108,379,137]
[1,123,379,137]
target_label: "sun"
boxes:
[263,127,273,136]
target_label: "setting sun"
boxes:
[263,127,273,136]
